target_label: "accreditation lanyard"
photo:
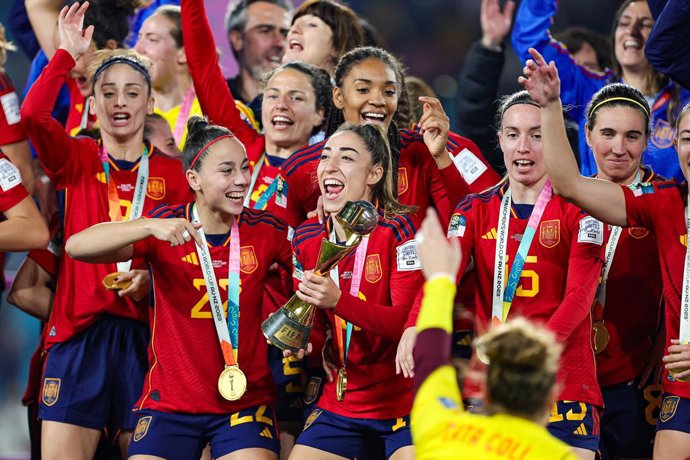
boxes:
[492,181,553,323]
[172,86,196,146]
[101,145,150,273]
[192,205,242,365]
[595,170,643,310]
[680,191,690,343]
[329,226,370,368]
[243,153,283,210]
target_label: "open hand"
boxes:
[58,2,94,60]
[418,97,450,161]
[517,48,561,107]
[480,0,516,49]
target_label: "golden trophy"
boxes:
[262,200,378,353]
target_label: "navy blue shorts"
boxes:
[547,400,601,452]
[39,315,148,433]
[451,329,473,360]
[658,392,690,434]
[599,381,660,459]
[302,367,325,420]
[268,346,307,422]
[127,406,280,459]
[296,407,411,459]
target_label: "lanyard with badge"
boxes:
[243,152,286,209]
[328,221,370,402]
[101,145,150,290]
[671,190,690,382]
[591,169,643,353]
[192,204,246,400]
[491,181,553,326]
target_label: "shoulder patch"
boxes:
[448,213,466,237]
[437,396,459,410]
[0,91,21,125]
[0,157,22,191]
[578,216,604,245]
[630,183,657,196]
[396,239,421,271]
[452,148,488,185]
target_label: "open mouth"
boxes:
[623,40,642,50]
[112,112,131,127]
[225,191,245,202]
[323,178,345,200]
[271,115,294,130]
[288,39,304,52]
[361,112,386,124]
[514,159,535,171]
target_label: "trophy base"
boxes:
[262,308,311,353]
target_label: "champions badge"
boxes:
[539,220,560,248]
[146,177,166,200]
[365,254,382,284]
[240,246,258,274]
[42,378,61,406]
[397,167,409,195]
[660,395,680,423]
[133,416,152,442]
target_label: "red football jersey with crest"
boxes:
[279,130,499,230]
[623,180,690,399]
[0,71,26,145]
[443,182,606,406]
[292,212,424,419]
[132,203,292,414]
[595,168,663,387]
[21,49,192,347]
[0,152,29,211]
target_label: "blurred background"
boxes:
[0,0,622,456]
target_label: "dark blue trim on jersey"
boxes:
[282,141,325,177]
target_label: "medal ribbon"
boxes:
[492,181,553,323]
[680,191,690,343]
[172,86,196,145]
[594,170,643,314]
[244,153,283,210]
[192,204,241,365]
[101,145,150,273]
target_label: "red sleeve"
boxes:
[424,154,454,228]
[0,154,29,212]
[439,163,470,209]
[0,72,27,145]
[181,0,261,153]
[131,237,153,260]
[623,182,661,230]
[447,131,500,193]
[21,49,98,188]
[276,171,312,228]
[27,248,59,277]
[546,210,606,342]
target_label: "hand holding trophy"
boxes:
[262,200,378,353]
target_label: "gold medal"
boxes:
[592,321,610,354]
[102,272,132,291]
[218,365,247,401]
[336,368,347,401]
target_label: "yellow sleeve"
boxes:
[416,276,456,333]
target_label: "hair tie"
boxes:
[588,97,650,119]
[188,134,235,170]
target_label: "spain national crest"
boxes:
[660,395,680,423]
[539,220,561,248]
[650,118,674,149]
[397,167,409,196]
[240,246,258,274]
[365,254,382,284]
[304,409,322,430]
[42,378,61,406]
[146,177,166,200]
[303,376,322,405]
[133,415,153,442]
[628,227,649,239]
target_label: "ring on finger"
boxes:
[182,229,191,240]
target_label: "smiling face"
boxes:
[318,130,383,215]
[499,104,546,187]
[676,112,690,182]
[587,105,647,184]
[262,67,324,152]
[90,63,153,140]
[134,14,181,89]
[614,1,654,73]
[187,137,250,217]
[284,14,335,73]
[333,58,399,132]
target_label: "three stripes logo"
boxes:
[573,423,588,436]
[481,228,497,240]
[259,427,273,439]
[181,252,199,265]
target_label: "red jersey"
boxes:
[0,152,29,211]
[65,78,96,136]
[623,180,690,398]
[0,72,26,145]
[132,203,292,414]
[21,49,192,347]
[446,182,606,406]
[595,168,663,387]
[279,129,498,229]
[292,213,424,419]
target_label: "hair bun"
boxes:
[186,116,211,139]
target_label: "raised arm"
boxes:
[24,0,63,59]
[519,48,628,227]
[645,0,690,89]
[180,0,259,146]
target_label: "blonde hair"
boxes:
[88,49,152,91]
[474,317,562,417]
[0,23,17,68]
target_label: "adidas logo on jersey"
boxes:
[259,427,273,439]
[181,253,199,265]
[573,423,588,436]
[681,235,688,248]
[481,228,497,240]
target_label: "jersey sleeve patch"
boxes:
[396,239,421,271]
[292,254,304,281]
[447,214,466,237]
[452,148,488,185]
[0,157,22,191]
[578,216,604,245]
[630,183,657,196]
[0,92,21,125]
